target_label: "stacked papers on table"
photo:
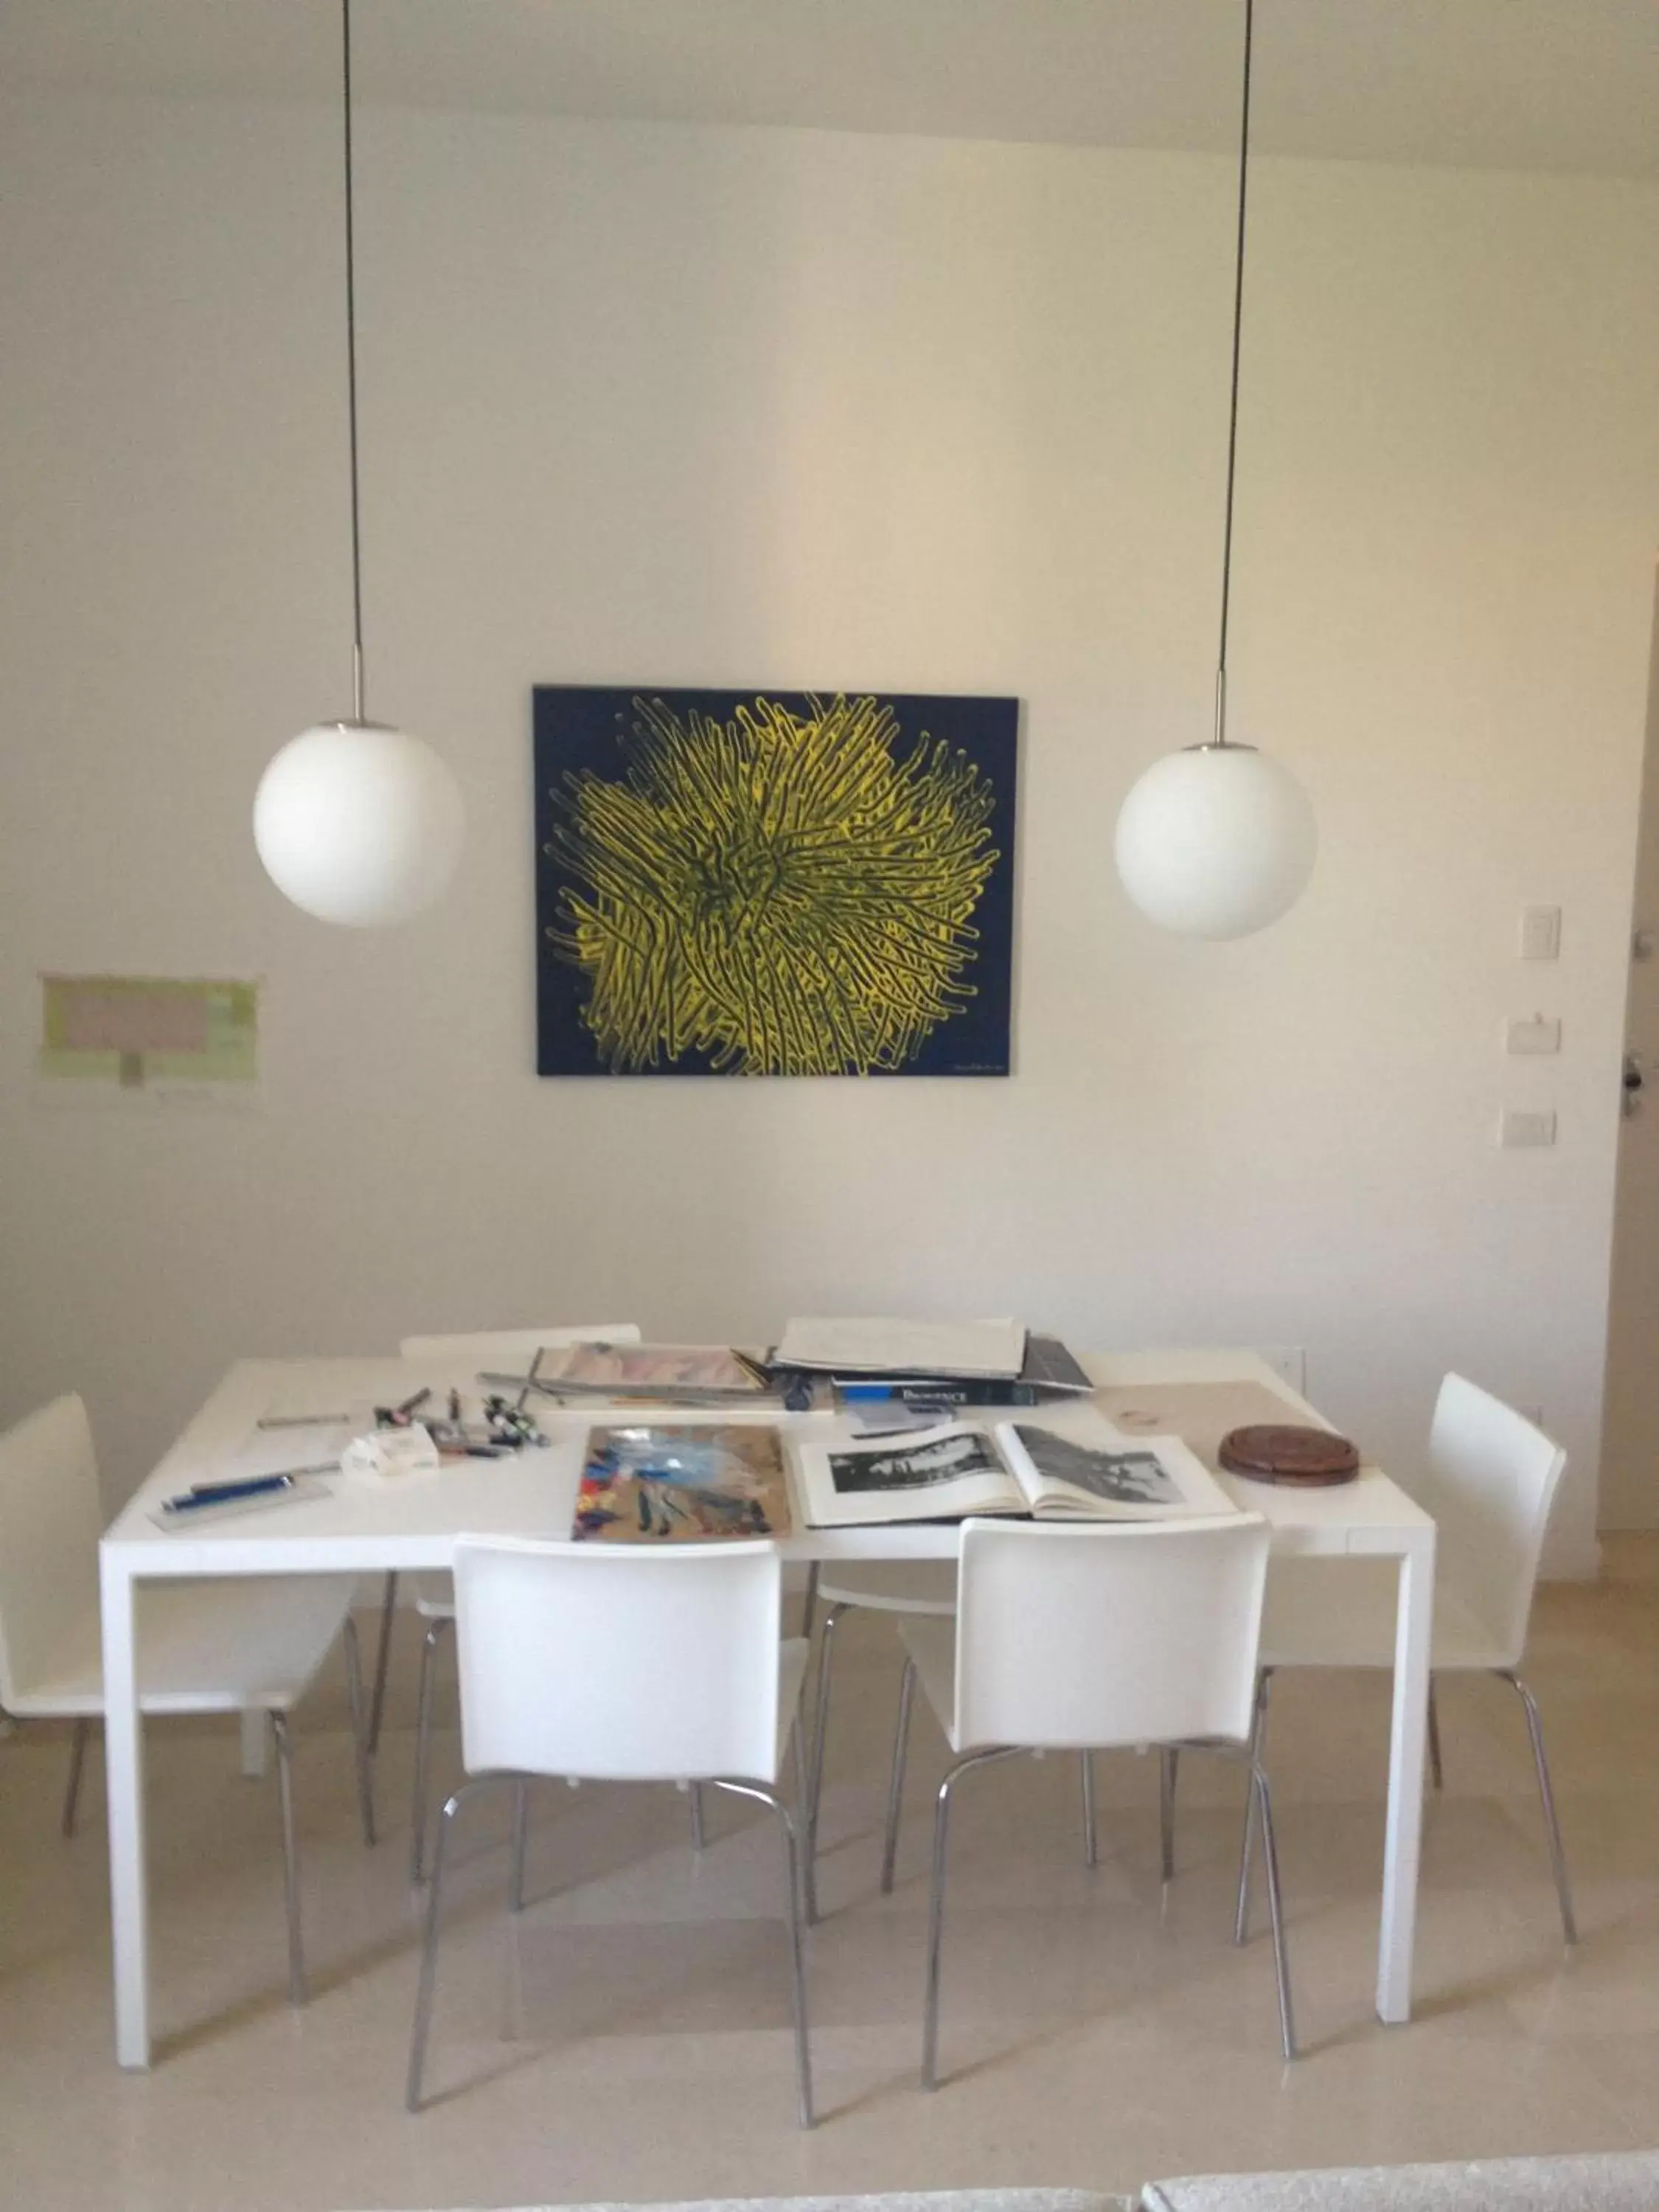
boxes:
[776,1317,1028,1380]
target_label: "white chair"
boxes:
[884,1514,1292,2086]
[0,1395,374,2004]
[370,1322,641,1879]
[1235,1373,1574,1945]
[801,1558,959,1919]
[405,1537,813,2124]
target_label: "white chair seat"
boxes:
[9,1576,357,1719]
[378,1324,644,1768]
[891,1517,1295,2081]
[1259,1557,1503,1674]
[818,1559,957,1615]
[0,1395,374,2014]
[409,1536,815,2124]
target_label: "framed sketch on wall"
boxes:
[533,686,1018,1079]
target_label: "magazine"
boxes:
[791,1401,1234,1528]
[572,1423,793,1543]
[776,1316,1028,1379]
[490,1343,772,1403]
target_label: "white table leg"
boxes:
[1377,1527,1436,2023]
[99,1548,150,2067]
[240,1708,268,1778]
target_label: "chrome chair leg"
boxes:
[1235,1667,1273,1944]
[1249,1756,1297,2060]
[803,1601,847,1924]
[367,1571,399,1755]
[270,1711,306,2006]
[61,1717,91,1839]
[800,1560,821,1646]
[1427,1674,1444,1792]
[689,1782,706,1851]
[509,1778,530,1912]
[787,1712,809,1918]
[408,1615,453,1884]
[881,1655,917,1893]
[712,1778,814,2129]
[921,1746,1023,2090]
[1498,1669,1577,1944]
[406,1773,502,2112]
[341,1613,377,1847]
[1081,1750,1098,1867]
[1160,1746,1178,1881]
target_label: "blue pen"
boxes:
[164,1473,298,1514]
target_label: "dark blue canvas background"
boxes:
[533,685,1018,1079]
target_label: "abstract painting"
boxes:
[534,686,1017,1078]
[572,1424,794,1543]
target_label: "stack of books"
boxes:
[769,1317,1093,1411]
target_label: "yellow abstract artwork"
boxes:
[534,689,1018,1079]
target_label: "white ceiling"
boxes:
[5,0,1657,178]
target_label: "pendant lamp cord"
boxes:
[1214,0,1253,748]
[341,0,366,723]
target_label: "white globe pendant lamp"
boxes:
[1114,0,1315,942]
[254,0,462,928]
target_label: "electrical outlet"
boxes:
[1499,1108,1557,1148]
[1505,1017,1561,1056]
[1520,906,1561,961]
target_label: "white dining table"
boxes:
[97,1345,1434,2067]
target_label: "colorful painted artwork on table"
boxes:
[572,1424,794,1543]
[534,687,1018,1077]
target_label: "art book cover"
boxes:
[543,1344,765,1394]
[572,1424,793,1543]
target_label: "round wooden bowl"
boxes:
[1218,1424,1360,1486]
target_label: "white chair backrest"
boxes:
[952,1515,1270,1753]
[1421,1374,1566,1666]
[451,1537,786,1784]
[0,1395,102,1708]
[399,1324,641,1364]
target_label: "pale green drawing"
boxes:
[39,975,259,1089]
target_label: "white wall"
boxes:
[1600,569,1659,1529]
[3,93,1657,1571]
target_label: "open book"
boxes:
[792,1402,1234,1528]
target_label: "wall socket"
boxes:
[1500,1107,1557,1147]
[1506,1016,1560,1056]
[1520,905,1562,961]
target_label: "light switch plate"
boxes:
[1506,1016,1561,1055]
[1500,1107,1557,1147]
[1520,905,1562,961]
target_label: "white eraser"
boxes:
[340,1424,441,1479]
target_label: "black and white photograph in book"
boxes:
[1010,1424,1186,1507]
[828,1430,1005,1494]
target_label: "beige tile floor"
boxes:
[2,1541,1658,2212]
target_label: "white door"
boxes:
[1601,567,1659,1531]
